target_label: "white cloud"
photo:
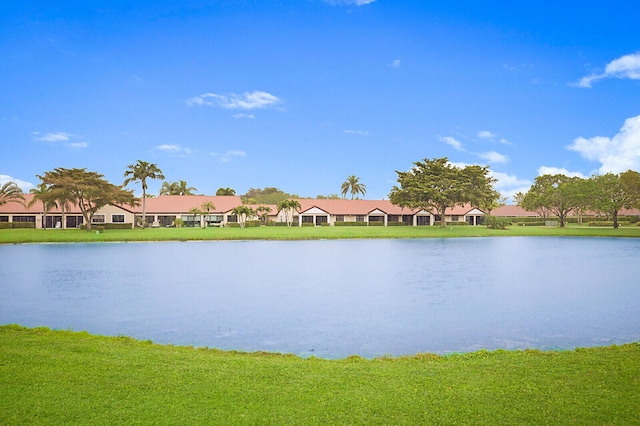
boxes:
[489,171,531,201]
[536,166,587,179]
[322,0,375,5]
[32,132,88,149]
[479,151,509,164]
[233,113,255,119]
[155,144,193,155]
[477,130,495,139]
[439,136,464,151]
[210,150,246,163]
[187,91,282,110]
[344,129,369,136]
[0,174,34,192]
[390,59,401,69]
[576,51,640,88]
[567,115,640,174]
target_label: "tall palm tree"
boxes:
[0,181,25,206]
[255,205,272,225]
[29,183,58,229]
[188,206,202,228]
[341,175,366,200]
[277,199,301,228]
[201,201,216,228]
[176,180,197,196]
[123,161,164,228]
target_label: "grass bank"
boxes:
[2,224,640,244]
[1,325,638,424]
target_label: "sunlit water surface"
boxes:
[1,237,639,358]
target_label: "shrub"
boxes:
[387,221,408,226]
[589,221,631,227]
[104,223,133,230]
[334,221,367,226]
[301,222,315,227]
[226,223,241,228]
[174,218,184,228]
[368,221,385,226]
[517,222,546,226]
[11,222,36,229]
[484,215,510,230]
[0,222,12,229]
[246,220,261,228]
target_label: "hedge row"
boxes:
[588,221,631,227]
[0,222,36,229]
[80,223,133,230]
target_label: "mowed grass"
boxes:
[1,325,639,425]
[2,223,640,244]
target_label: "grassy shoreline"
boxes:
[1,325,639,424]
[2,224,640,244]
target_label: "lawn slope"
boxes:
[1,325,638,424]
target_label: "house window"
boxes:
[388,215,399,223]
[112,214,125,223]
[302,216,313,223]
[356,215,365,222]
[335,215,344,222]
[227,214,238,223]
[451,215,459,222]
[158,215,176,226]
[0,216,8,222]
[12,216,35,223]
[369,216,384,222]
[92,215,105,223]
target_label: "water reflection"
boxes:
[1,238,639,358]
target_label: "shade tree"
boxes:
[40,168,138,231]
[389,157,497,228]
[521,174,582,228]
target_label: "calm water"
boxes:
[1,238,639,358]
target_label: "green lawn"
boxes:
[1,325,638,424]
[2,223,640,244]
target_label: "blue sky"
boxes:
[1,1,639,201]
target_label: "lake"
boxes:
[1,237,639,358]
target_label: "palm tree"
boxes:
[159,181,178,196]
[201,201,216,228]
[159,180,197,196]
[123,161,164,228]
[188,206,203,228]
[255,205,272,225]
[231,205,255,228]
[216,187,236,196]
[341,175,366,200]
[29,183,58,229]
[277,199,301,228]
[0,181,25,206]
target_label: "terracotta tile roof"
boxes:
[294,199,416,215]
[491,205,539,217]
[139,195,243,214]
[0,194,84,214]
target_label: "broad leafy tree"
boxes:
[0,181,25,206]
[389,158,497,228]
[521,174,582,227]
[341,175,366,200]
[231,205,255,228]
[40,168,138,231]
[588,171,640,228]
[277,199,301,228]
[242,187,298,204]
[215,187,236,196]
[123,161,164,228]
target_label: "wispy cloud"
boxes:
[479,151,509,164]
[537,166,587,179]
[322,0,376,5]
[567,114,640,174]
[344,129,369,136]
[439,136,465,151]
[32,132,88,149]
[0,174,34,192]
[155,144,193,155]
[210,150,246,163]
[187,91,282,110]
[489,171,531,202]
[233,113,255,119]
[477,130,495,139]
[575,51,640,88]
[390,59,401,69]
